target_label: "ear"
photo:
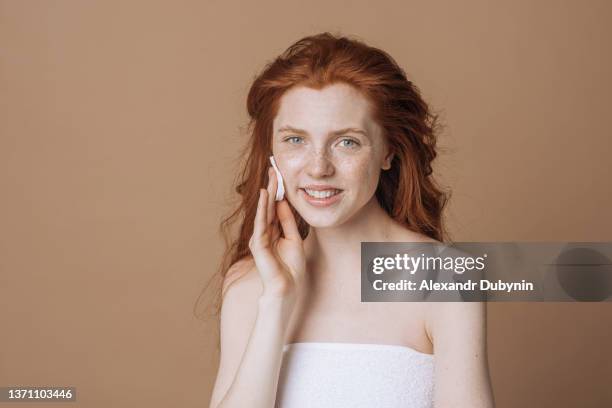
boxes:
[382,151,394,170]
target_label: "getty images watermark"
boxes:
[361,242,612,302]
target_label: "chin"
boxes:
[303,218,342,228]
[298,207,353,229]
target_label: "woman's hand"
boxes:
[248,167,306,302]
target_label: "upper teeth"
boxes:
[304,189,341,198]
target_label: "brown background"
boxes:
[1,1,611,407]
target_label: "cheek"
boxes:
[272,150,379,191]
[336,157,378,186]
[274,152,306,187]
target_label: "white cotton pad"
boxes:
[269,155,285,201]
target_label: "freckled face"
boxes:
[271,83,392,228]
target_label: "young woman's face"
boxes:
[272,82,392,228]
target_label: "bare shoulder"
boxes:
[221,256,262,299]
[218,256,265,343]
[220,257,263,360]
[219,256,265,329]
[424,301,487,350]
[388,227,443,340]
[218,255,264,349]
[426,302,494,407]
[209,256,263,407]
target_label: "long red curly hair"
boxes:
[194,32,451,320]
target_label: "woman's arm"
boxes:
[426,301,496,408]
[208,260,295,408]
[210,177,305,407]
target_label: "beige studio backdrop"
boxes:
[1,1,611,407]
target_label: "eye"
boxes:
[340,138,360,148]
[283,136,303,144]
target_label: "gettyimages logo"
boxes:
[361,242,612,302]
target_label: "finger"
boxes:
[266,167,277,224]
[270,217,282,243]
[253,189,268,243]
[277,199,301,241]
[267,167,281,242]
[250,189,277,277]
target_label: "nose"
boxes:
[306,149,335,178]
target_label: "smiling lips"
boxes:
[303,188,342,198]
[300,187,343,207]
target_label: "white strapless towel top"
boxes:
[275,342,434,408]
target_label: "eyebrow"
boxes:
[277,125,369,138]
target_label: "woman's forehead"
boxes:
[273,83,379,136]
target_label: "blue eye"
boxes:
[284,136,303,144]
[340,138,360,148]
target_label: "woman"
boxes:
[207,32,495,408]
